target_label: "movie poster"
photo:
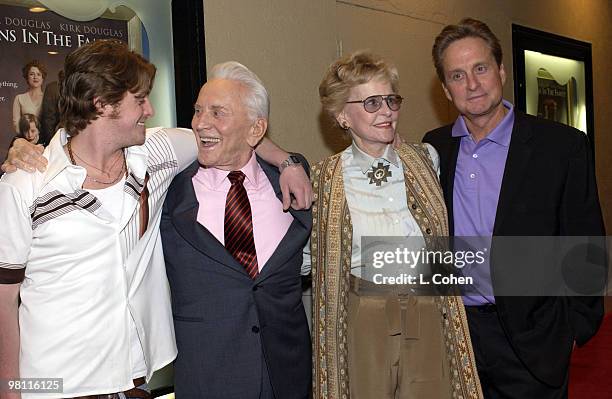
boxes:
[536,67,578,127]
[0,4,128,163]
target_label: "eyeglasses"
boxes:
[345,94,403,113]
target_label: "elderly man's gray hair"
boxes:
[209,61,270,120]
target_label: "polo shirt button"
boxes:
[426,228,432,234]
[252,326,260,333]
[411,204,417,209]
[469,173,476,179]
[472,154,478,159]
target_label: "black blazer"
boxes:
[161,154,312,399]
[423,110,605,387]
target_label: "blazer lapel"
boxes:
[257,219,309,282]
[169,161,249,276]
[255,156,312,282]
[493,111,534,235]
[443,135,461,235]
[255,155,312,230]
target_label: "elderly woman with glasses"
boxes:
[310,51,482,399]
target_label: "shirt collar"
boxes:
[351,142,400,174]
[42,129,82,188]
[451,100,515,147]
[200,150,260,189]
[124,141,148,180]
[43,129,149,188]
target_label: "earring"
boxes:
[340,121,349,130]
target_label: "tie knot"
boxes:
[227,170,246,185]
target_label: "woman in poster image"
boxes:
[12,59,46,133]
[310,50,482,399]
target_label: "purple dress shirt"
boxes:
[453,100,514,305]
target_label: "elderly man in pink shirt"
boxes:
[160,61,312,399]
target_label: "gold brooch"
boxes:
[367,162,392,186]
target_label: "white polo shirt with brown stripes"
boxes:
[0,127,197,397]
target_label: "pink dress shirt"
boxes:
[192,152,294,271]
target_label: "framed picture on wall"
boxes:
[512,24,595,152]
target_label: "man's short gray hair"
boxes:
[209,61,269,120]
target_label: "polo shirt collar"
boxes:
[351,142,400,174]
[451,100,515,147]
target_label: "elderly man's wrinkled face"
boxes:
[192,79,266,171]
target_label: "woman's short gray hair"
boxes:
[319,50,399,125]
[209,61,269,120]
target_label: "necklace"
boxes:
[67,138,126,185]
[72,146,123,176]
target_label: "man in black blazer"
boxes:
[423,18,605,398]
[161,62,311,398]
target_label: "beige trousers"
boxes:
[347,276,452,399]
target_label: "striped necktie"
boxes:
[224,171,258,279]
